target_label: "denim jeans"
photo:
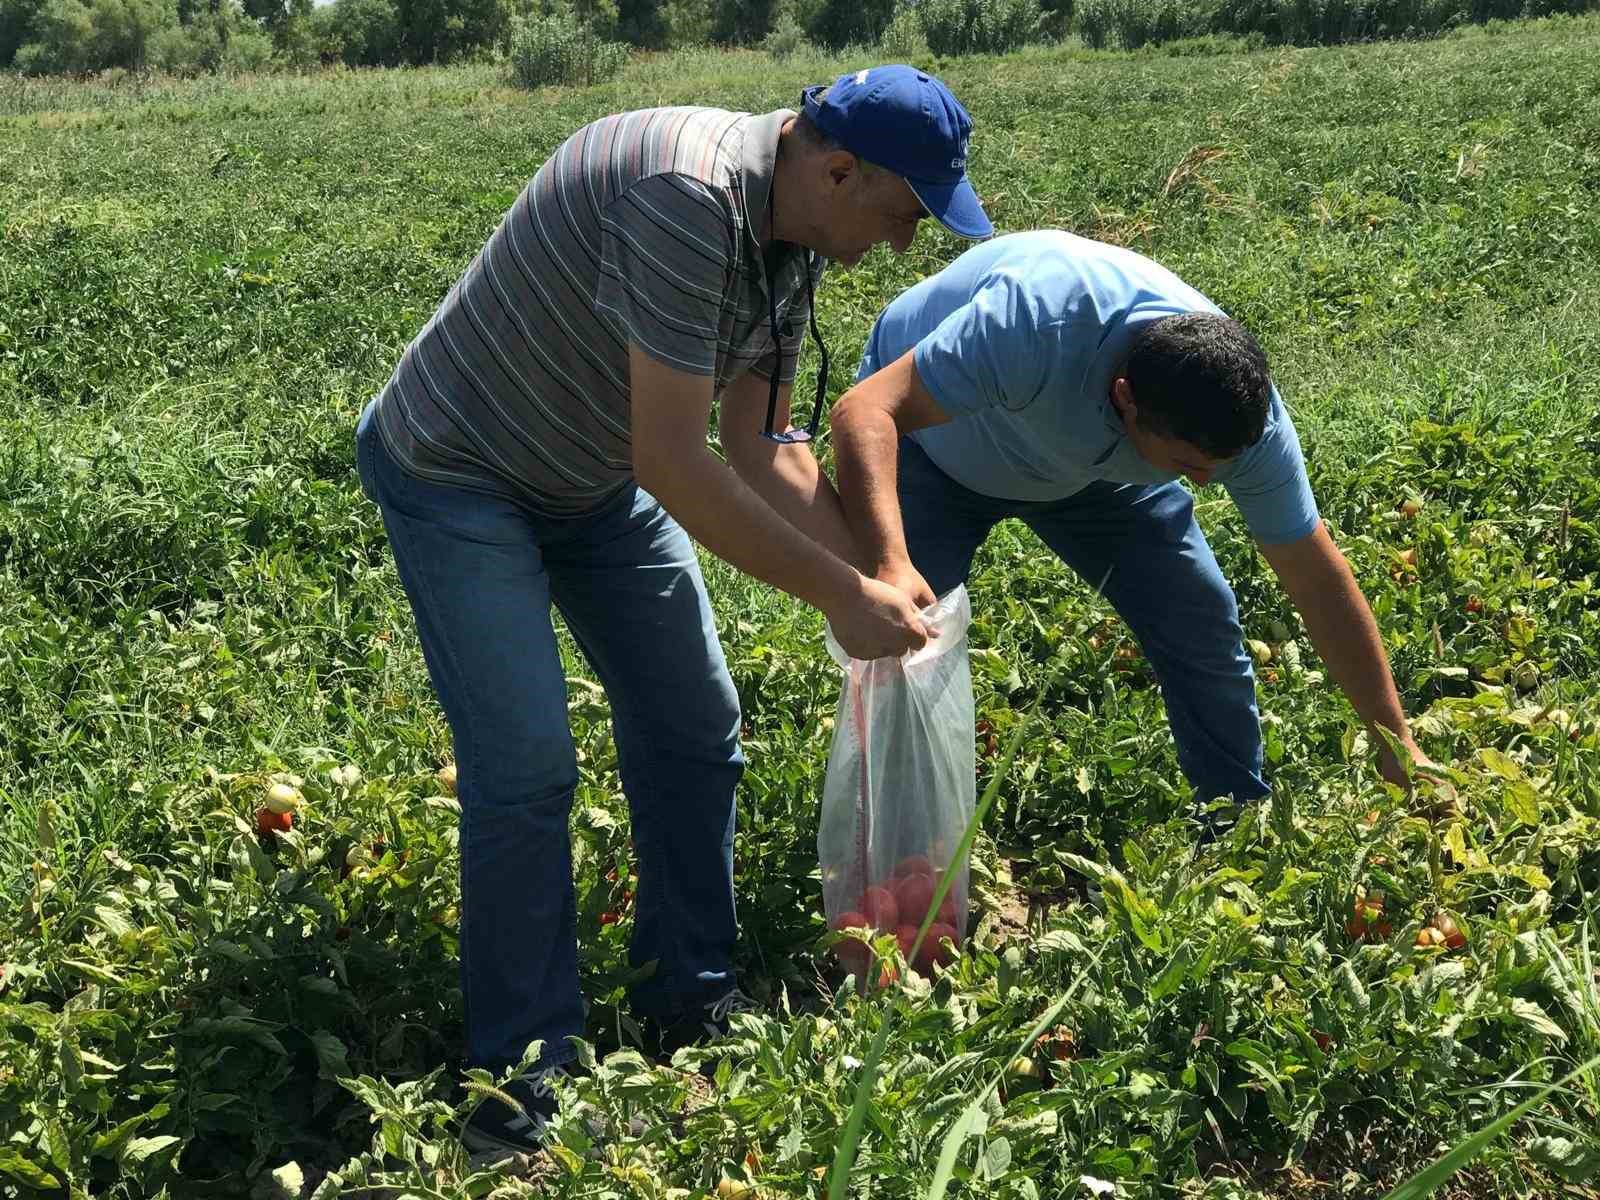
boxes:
[356,401,744,1073]
[898,437,1268,803]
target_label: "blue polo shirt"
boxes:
[858,231,1319,546]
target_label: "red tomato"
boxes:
[862,887,899,931]
[894,874,937,925]
[895,924,920,960]
[893,854,934,879]
[936,896,959,927]
[918,922,959,970]
[832,909,872,974]
[256,807,292,835]
[1431,913,1467,950]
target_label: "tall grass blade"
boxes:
[1379,1055,1600,1200]
[826,706,1036,1200]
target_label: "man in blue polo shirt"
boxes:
[831,230,1431,819]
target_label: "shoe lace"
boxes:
[706,988,758,1024]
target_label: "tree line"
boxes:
[2,0,1594,84]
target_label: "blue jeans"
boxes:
[356,401,744,1073]
[898,437,1268,803]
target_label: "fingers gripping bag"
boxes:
[819,587,976,981]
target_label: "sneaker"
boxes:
[461,1064,566,1155]
[646,987,760,1058]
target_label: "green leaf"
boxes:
[92,904,135,938]
[124,1135,181,1164]
[1380,1056,1600,1200]
[60,959,123,987]
[1504,780,1541,826]
[44,1119,71,1175]
[982,1136,1012,1179]
[1149,944,1192,1001]
[1478,747,1524,781]
[1527,1136,1600,1183]
[310,1029,351,1080]
[92,1113,151,1157]
[1508,997,1568,1041]
[0,1149,61,1189]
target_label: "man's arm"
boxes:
[719,370,863,568]
[1258,521,1431,785]
[829,351,952,605]
[630,346,928,660]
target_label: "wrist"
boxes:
[813,556,865,614]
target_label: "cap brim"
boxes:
[907,174,993,240]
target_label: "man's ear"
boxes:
[825,150,859,188]
[1111,377,1137,424]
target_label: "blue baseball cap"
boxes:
[802,65,992,241]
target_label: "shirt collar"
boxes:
[740,108,795,259]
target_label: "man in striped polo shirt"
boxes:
[355,65,992,1153]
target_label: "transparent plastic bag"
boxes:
[819,586,975,980]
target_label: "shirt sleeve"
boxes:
[911,274,1070,417]
[1216,386,1321,545]
[594,173,735,377]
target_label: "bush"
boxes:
[14,0,177,72]
[1075,0,1600,47]
[1,0,38,65]
[312,0,400,65]
[919,0,1041,53]
[796,0,897,47]
[761,9,808,53]
[877,0,926,52]
[655,0,712,45]
[505,9,628,86]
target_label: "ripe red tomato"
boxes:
[256,807,292,835]
[919,922,959,969]
[893,874,937,925]
[862,887,900,931]
[831,909,872,971]
[895,924,919,960]
[1430,913,1467,950]
[893,855,934,879]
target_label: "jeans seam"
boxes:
[561,511,740,1017]
[369,433,505,1067]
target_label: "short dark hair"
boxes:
[1124,312,1272,459]
[793,90,886,182]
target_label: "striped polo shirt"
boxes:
[370,106,824,514]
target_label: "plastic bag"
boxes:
[819,586,976,980]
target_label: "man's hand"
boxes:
[828,575,931,660]
[1379,736,1436,790]
[875,558,938,609]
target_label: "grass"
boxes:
[2,14,1600,1199]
